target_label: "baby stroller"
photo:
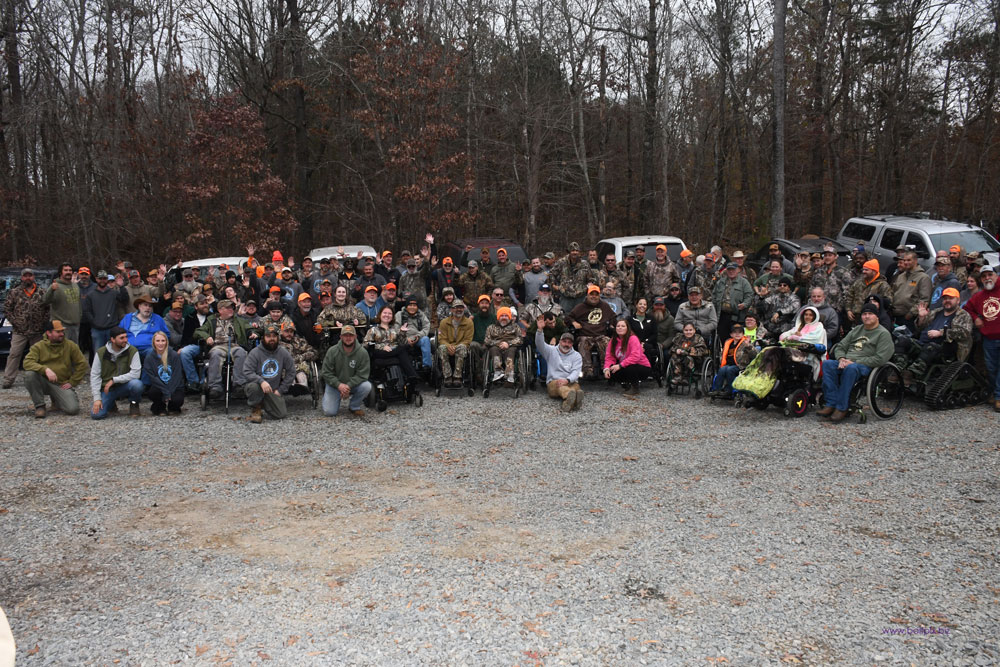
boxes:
[732,341,826,417]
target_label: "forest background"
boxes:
[1,0,999,267]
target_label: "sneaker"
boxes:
[492,370,505,382]
[129,401,140,417]
[33,406,46,419]
[248,406,263,424]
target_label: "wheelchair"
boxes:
[664,332,717,399]
[843,362,905,423]
[432,343,476,397]
[287,359,323,409]
[481,343,530,398]
[365,349,423,412]
[891,330,991,410]
[731,342,825,417]
[198,341,243,414]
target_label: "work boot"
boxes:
[624,383,639,396]
[209,386,223,400]
[350,409,365,417]
[2,379,13,389]
[129,401,141,417]
[829,409,848,422]
[572,387,584,410]
[816,406,834,417]
[248,406,263,424]
[561,392,574,412]
[33,405,46,419]
[994,399,1000,413]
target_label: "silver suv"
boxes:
[836,215,1000,273]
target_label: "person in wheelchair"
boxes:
[363,305,420,385]
[818,303,893,422]
[484,306,523,386]
[710,323,757,398]
[773,305,827,379]
[893,288,972,383]
[603,319,651,395]
[244,324,295,423]
[566,285,616,379]
[395,295,433,372]
[193,299,250,399]
[278,322,318,395]
[437,300,474,387]
[669,323,709,386]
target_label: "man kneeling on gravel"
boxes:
[90,326,144,419]
[320,324,371,417]
[535,316,583,411]
[23,320,89,418]
[243,324,295,423]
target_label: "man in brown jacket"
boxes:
[436,301,474,386]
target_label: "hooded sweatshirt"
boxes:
[83,286,122,329]
[535,331,582,383]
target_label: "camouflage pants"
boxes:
[576,335,610,376]
[488,345,519,375]
[437,344,469,379]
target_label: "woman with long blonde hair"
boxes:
[141,331,185,415]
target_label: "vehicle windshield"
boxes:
[930,230,1000,254]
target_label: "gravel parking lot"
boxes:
[1,378,998,666]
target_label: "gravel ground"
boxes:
[1,376,998,666]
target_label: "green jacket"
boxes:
[41,278,82,325]
[321,341,370,388]
[832,324,893,368]
[472,310,495,343]
[193,314,250,347]
[23,338,88,386]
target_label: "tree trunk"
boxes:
[771,0,787,238]
[639,0,658,233]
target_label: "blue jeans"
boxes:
[417,336,432,367]
[91,327,112,353]
[92,379,144,419]
[179,344,202,384]
[821,359,871,411]
[322,381,372,416]
[982,337,1000,400]
[712,364,741,393]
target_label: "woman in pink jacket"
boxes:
[604,319,652,395]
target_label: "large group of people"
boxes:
[4,233,999,422]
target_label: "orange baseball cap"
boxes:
[477,294,490,304]
[77,266,91,275]
[655,244,668,252]
[587,284,601,294]
[384,283,397,290]
[863,259,880,272]
[497,247,507,255]
[381,250,392,259]
[442,257,453,265]
[680,249,693,258]
[949,245,961,253]
[269,285,281,293]
[365,285,379,293]
[297,292,312,302]
[942,287,960,298]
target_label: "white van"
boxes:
[308,245,378,262]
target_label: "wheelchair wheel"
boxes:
[868,363,903,419]
[310,361,322,409]
[664,359,675,395]
[700,357,717,398]
[200,391,208,411]
[377,399,388,412]
[784,388,809,417]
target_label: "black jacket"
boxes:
[290,306,321,347]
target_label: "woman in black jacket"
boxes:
[627,297,659,367]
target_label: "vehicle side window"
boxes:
[842,222,876,242]
[905,232,930,257]
[879,228,905,251]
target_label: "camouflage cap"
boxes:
[263,323,280,335]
